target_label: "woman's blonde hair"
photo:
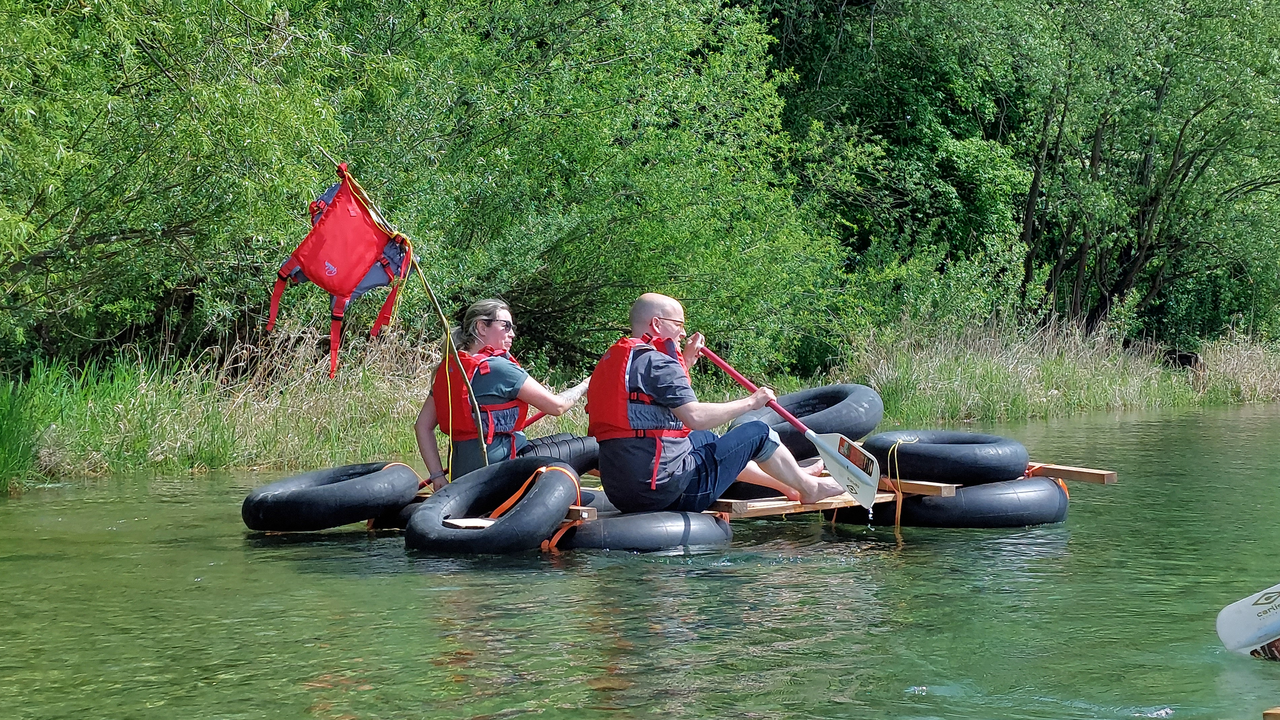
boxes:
[451,298,512,350]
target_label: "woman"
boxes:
[415,299,589,489]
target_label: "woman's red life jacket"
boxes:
[586,334,692,489]
[433,347,530,456]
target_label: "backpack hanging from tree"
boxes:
[265,162,411,377]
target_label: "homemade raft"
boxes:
[241,385,1117,552]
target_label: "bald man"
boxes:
[585,293,843,513]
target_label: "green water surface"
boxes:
[3,405,1279,719]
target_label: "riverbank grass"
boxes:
[4,328,1280,487]
[835,328,1275,425]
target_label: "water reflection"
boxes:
[5,406,1280,718]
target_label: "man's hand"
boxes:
[749,386,777,410]
[683,332,705,368]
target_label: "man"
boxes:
[586,293,844,513]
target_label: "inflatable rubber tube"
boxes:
[519,434,599,474]
[405,457,579,554]
[827,477,1068,528]
[734,384,883,460]
[862,430,1028,484]
[373,440,598,530]
[556,489,733,552]
[242,462,421,532]
[370,496,426,530]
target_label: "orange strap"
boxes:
[489,466,549,519]
[539,468,584,553]
[541,519,582,553]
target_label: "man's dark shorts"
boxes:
[666,420,781,513]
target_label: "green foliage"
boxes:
[1,0,839,376]
[0,380,37,490]
[765,0,1280,343]
[4,0,1280,382]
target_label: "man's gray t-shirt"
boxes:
[439,355,530,478]
[597,348,699,512]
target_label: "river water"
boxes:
[2,405,1279,719]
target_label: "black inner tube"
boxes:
[863,430,1029,484]
[735,384,883,460]
[406,457,580,554]
[242,462,421,532]
[826,477,1068,528]
[519,434,598,474]
[557,487,732,551]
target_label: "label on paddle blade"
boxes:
[1217,582,1280,660]
[837,437,878,477]
[815,432,879,514]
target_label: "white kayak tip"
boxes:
[1217,582,1280,659]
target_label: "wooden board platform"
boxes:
[708,491,897,519]
[1026,462,1117,484]
[879,478,957,496]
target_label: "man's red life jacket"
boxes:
[587,334,692,489]
[265,162,411,378]
[433,346,530,458]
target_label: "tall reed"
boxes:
[2,326,592,485]
[830,324,1280,425]
[0,381,37,494]
[6,323,1280,488]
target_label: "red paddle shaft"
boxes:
[698,348,811,435]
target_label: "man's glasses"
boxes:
[654,316,685,328]
[483,319,516,333]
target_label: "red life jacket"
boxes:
[587,334,692,489]
[432,346,530,459]
[265,162,411,378]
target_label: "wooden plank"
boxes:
[708,491,896,519]
[566,505,597,522]
[1026,462,1117,484]
[1262,708,1280,720]
[878,478,957,497]
[814,468,955,496]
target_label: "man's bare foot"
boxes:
[797,476,844,504]
[800,458,825,476]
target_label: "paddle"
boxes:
[699,347,882,513]
[1217,581,1280,660]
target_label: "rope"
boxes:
[314,150,486,483]
[885,437,919,531]
[406,240,489,481]
[365,462,423,530]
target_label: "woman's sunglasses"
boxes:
[482,319,516,333]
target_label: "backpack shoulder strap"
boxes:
[266,258,303,333]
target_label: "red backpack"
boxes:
[265,163,412,377]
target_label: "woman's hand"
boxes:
[562,377,590,405]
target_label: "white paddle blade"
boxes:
[1217,582,1280,658]
[810,431,880,513]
